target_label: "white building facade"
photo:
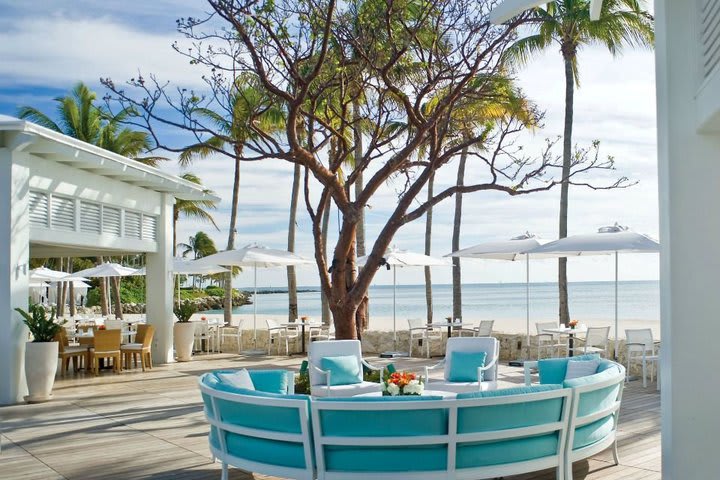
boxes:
[0,115,219,405]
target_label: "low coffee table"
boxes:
[355,389,457,399]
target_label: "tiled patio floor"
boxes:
[0,354,660,479]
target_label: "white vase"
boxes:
[174,322,196,362]
[24,341,59,403]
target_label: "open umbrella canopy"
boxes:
[196,243,313,268]
[446,232,545,260]
[134,259,229,276]
[30,267,69,281]
[526,224,660,358]
[527,225,659,257]
[357,246,449,267]
[67,262,141,279]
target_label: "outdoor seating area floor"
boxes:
[0,354,660,479]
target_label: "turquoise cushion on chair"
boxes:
[457,383,562,400]
[572,415,615,450]
[456,434,559,468]
[538,354,600,384]
[448,351,487,382]
[249,369,290,394]
[324,445,448,472]
[321,355,362,386]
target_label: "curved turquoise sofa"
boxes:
[199,359,625,480]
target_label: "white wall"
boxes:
[0,147,30,404]
[656,0,720,475]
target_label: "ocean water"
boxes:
[210,280,660,323]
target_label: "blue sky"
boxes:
[0,1,659,288]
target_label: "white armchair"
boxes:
[568,326,611,357]
[424,337,500,393]
[308,340,384,397]
[408,318,443,358]
[625,328,659,387]
[474,320,495,337]
[535,322,565,358]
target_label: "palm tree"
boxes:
[172,173,219,257]
[178,231,218,260]
[179,74,285,325]
[510,0,653,325]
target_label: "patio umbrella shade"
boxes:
[358,246,449,353]
[446,232,546,360]
[526,224,660,357]
[195,244,313,354]
[65,263,142,317]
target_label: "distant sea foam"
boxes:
[208,280,660,323]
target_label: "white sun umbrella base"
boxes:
[358,247,449,357]
[526,225,660,359]
[447,233,547,364]
[195,244,313,355]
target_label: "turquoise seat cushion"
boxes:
[217,432,309,469]
[538,354,600,384]
[248,369,290,394]
[448,351,487,382]
[457,433,559,468]
[596,360,620,373]
[324,445,448,472]
[321,355,362,386]
[456,385,565,434]
[572,415,615,450]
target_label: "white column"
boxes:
[145,193,174,364]
[0,148,30,405]
[656,0,720,476]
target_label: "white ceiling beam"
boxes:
[5,132,37,152]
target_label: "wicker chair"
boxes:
[121,325,155,371]
[55,329,88,375]
[89,329,122,375]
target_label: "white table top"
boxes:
[430,321,464,327]
[543,327,588,335]
[281,322,322,328]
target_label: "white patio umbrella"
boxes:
[195,244,313,354]
[446,232,548,361]
[30,266,69,281]
[65,263,142,317]
[526,224,660,357]
[358,246,449,354]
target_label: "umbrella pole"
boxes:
[253,265,258,348]
[614,251,619,360]
[393,265,397,349]
[526,254,531,360]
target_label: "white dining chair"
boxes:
[568,326,611,357]
[625,328,659,386]
[474,320,495,337]
[535,322,565,359]
[408,318,442,358]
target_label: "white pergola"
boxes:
[490,0,720,476]
[0,115,220,405]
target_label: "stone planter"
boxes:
[174,322,196,362]
[24,341,59,403]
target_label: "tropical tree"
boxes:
[179,231,218,260]
[172,173,219,257]
[509,0,653,324]
[104,0,628,339]
[178,74,285,326]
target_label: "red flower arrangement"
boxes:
[568,319,579,329]
[382,371,424,396]
[98,325,106,330]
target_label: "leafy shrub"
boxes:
[16,305,65,342]
[174,300,197,322]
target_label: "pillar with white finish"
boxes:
[0,147,31,404]
[656,0,720,476]
[145,193,175,364]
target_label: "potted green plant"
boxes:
[173,300,197,362]
[15,305,65,403]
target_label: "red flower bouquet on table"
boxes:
[568,319,579,329]
[382,371,424,396]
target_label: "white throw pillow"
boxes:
[218,368,255,390]
[564,360,600,381]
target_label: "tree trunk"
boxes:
[320,197,332,325]
[172,208,178,257]
[98,257,109,316]
[353,99,366,258]
[224,154,242,326]
[111,276,123,320]
[558,53,574,326]
[424,172,434,324]
[287,163,301,321]
[452,147,468,320]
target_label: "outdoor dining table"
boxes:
[430,320,464,338]
[281,321,322,354]
[542,326,588,357]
